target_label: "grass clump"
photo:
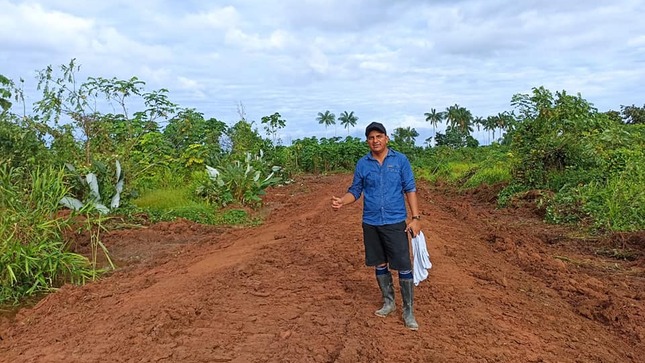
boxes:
[132,186,256,226]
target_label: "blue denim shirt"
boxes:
[348,148,416,226]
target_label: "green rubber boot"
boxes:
[400,278,419,330]
[375,273,396,317]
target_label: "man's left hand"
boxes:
[406,219,421,237]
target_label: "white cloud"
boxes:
[276,0,400,31]
[627,35,645,47]
[0,1,93,51]
[306,46,330,74]
[176,76,208,100]
[88,27,172,60]
[177,76,200,90]
[138,66,172,85]
[1,0,643,145]
[224,29,295,51]
[358,61,391,72]
[183,6,241,30]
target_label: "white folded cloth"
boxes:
[412,231,432,286]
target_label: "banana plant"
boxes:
[199,151,282,208]
[60,160,124,214]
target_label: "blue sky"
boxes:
[1,0,644,145]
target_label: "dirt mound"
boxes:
[1,174,643,363]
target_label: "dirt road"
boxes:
[1,174,643,362]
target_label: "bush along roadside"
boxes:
[0,166,108,304]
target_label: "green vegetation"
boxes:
[0,166,99,303]
[1,60,643,304]
[503,88,644,232]
[414,145,513,188]
[418,88,643,233]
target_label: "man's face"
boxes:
[367,131,388,153]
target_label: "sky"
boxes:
[1,0,644,145]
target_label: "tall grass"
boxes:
[0,166,98,304]
[415,145,513,188]
[462,163,512,189]
[579,161,645,231]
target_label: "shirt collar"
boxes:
[367,148,395,161]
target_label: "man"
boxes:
[331,121,421,330]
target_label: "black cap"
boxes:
[365,122,387,137]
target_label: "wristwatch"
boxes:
[412,215,421,220]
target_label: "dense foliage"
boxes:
[505,87,644,231]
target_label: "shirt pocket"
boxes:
[385,165,401,186]
[366,171,380,188]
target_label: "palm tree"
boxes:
[423,108,444,137]
[496,111,515,139]
[446,104,473,135]
[316,110,336,137]
[445,104,459,129]
[392,126,419,148]
[338,111,358,135]
[498,111,518,142]
[473,116,484,132]
[484,115,498,144]
[472,115,484,144]
[424,136,433,149]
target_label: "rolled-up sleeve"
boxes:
[347,161,364,200]
[401,156,416,193]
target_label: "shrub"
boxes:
[195,151,282,209]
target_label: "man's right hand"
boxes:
[331,196,343,210]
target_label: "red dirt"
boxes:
[1,174,643,363]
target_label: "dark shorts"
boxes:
[362,221,411,271]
